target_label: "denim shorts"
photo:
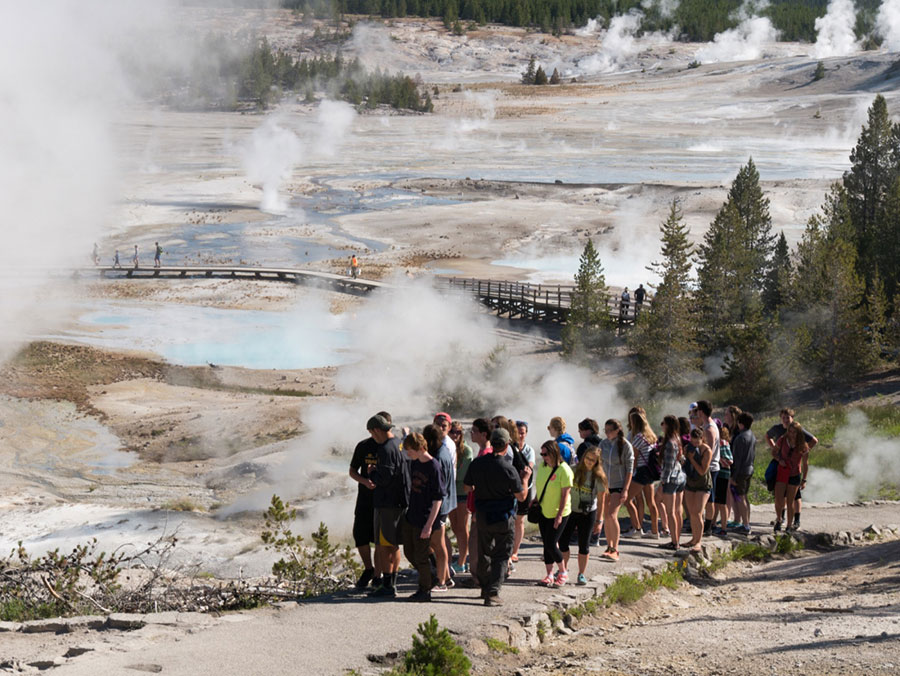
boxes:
[662,481,685,494]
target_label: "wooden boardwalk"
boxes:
[442,277,648,326]
[81,265,389,295]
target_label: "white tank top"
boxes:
[705,422,721,472]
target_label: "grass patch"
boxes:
[484,637,519,655]
[536,619,547,641]
[602,573,646,605]
[775,534,804,555]
[703,541,772,574]
[0,599,60,623]
[161,498,203,512]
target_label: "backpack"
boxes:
[645,440,662,482]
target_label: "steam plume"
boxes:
[814,0,861,59]
[578,10,673,74]
[695,0,779,64]
[876,0,900,52]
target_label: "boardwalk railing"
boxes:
[442,277,649,326]
[79,265,389,295]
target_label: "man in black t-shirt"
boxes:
[349,411,392,590]
[366,414,408,598]
[463,428,530,606]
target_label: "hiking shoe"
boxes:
[451,562,466,574]
[773,520,782,533]
[553,571,568,587]
[355,568,374,590]
[576,573,588,586]
[737,525,752,536]
[642,530,660,540]
[622,528,641,538]
[727,520,740,528]
[370,585,396,598]
[484,595,503,607]
[408,590,431,602]
[538,574,554,587]
[432,583,448,593]
[713,527,728,537]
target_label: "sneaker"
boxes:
[576,573,588,586]
[355,568,374,590]
[446,577,456,589]
[370,585,396,598]
[408,590,431,602]
[773,520,782,533]
[622,528,641,538]
[793,516,801,529]
[508,560,516,574]
[727,520,740,528]
[451,562,466,574]
[600,549,619,561]
[737,525,752,536]
[713,527,728,537]
[484,595,503,607]
[538,574,554,587]
[642,530,660,540]
[553,571,568,587]
[589,533,601,547]
[432,583,448,593]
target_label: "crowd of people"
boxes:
[348,404,816,605]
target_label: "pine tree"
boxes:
[549,67,561,84]
[762,231,792,314]
[720,303,782,409]
[728,158,775,292]
[867,267,889,362]
[521,55,536,85]
[875,175,900,303]
[562,239,615,361]
[843,94,900,281]
[534,65,548,85]
[628,200,701,391]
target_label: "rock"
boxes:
[64,647,94,658]
[107,613,146,630]
[814,628,823,637]
[28,660,59,670]
[64,616,107,632]
[22,619,69,634]
[0,621,22,633]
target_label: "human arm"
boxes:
[800,454,809,489]
[420,499,443,539]
[349,466,375,490]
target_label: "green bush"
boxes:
[387,614,471,676]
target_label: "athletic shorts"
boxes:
[707,470,719,500]
[796,488,803,500]
[662,481,685,494]
[353,507,375,547]
[732,475,751,496]
[634,465,656,486]
[608,486,623,494]
[787,474,802,486]
[374,507,405,547]
[516,498,531,516]
[714,475,730,505]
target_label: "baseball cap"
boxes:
[433,412,452,423]
[366,414,392,432]
[490,427,510,448]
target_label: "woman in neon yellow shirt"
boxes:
[534,440,574,587]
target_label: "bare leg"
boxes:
[604,492,621,552]
[774,482,787,528]
[512,514,525,558]
[643,484,659,534]
[430,524,448,584]
[624,481,643,532]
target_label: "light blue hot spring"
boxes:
[61,302,353,370]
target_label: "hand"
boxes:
[553,514,562,529]
[420,526,431,540]
[402,426,411,437]
[364,479,375,490]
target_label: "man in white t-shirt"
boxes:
[695,400,719,536]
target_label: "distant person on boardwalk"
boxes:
[620,287,630,320]
[350,255,360,278]
[463,426,529,606]
[154,242,162,268]
[92,243,100,266]
[634,284,646,313]
[113,250,121,268]
[132,245,139,269]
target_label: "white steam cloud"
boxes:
[641,0,681,19]
[814,0,861,59]
[876,0,900,52]
[578,10,673,75]
[241,101,356,214]
[805,410,900,503]
[695,0,779,64]
[223,279,624,531]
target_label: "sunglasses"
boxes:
[539,451,549,457]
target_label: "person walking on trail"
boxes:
[772,422,809,534]
[634,284,646,313]
[349,412,392,591]
[132,245,139,269]
[366,414,408,598]
[113,249,121,269]
[350,255,360,278]
[400,432,444,603]
[657,415,686,551]
[424,414,456,592]
[463,427,529,606]
[682,429,713,553]
[465,417,493,586]
[448,421,473,575]
[559,446,607,585]
[599,418,634,562]
[766,408,817,530]
[510,420,535,565]
[729,412,756,535]
[154,242,162,268]
[695,400,720,536]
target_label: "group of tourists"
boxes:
[96,243,163,269]
[348,403,816,606]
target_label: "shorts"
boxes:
[708,470,719,501]
[374,507,405,547]
[775,464,801,485]
[714,475,730,505]
[608,486,623,494]
[662,481,685,495]
[516,498,532,516]
[787,474,802,486]
[732,474,751,496]
[796,488,803,500]
[634,465,657,486]
[353,507,375,547]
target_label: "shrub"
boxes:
[391,614,471,676]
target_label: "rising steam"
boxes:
[578,10,673,74]
[814,0,861,59]
[695,0,779,64]
[877,0,900,52]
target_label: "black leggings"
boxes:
[559,510,597,556]
[538,513,570,565]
